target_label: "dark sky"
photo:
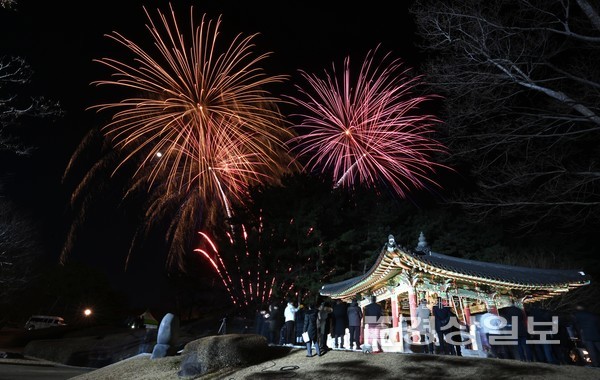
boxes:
[1,1,420,309]
[5,1,419,116]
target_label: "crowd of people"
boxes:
[254,297,360,357]
[479,302,600,366]
[253,296,600,366]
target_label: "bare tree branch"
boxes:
[411,0,600,233]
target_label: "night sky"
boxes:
[1,1,420,309]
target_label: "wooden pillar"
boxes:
[360,304,364,346]
[464,305,471,326]
[408,287,419,342]
[391,292,399,342]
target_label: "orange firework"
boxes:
[91,4,294,207]
[63,4,296,270]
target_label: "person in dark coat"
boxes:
[553,312,577,364]
[255,304,266,336]
[446,307,463,356]
[527,306,559,364]
[347,299,363,350]
[432,299,452,355]
[258,304,270,341]
[303,303,322,357]
[295,302,306,345]
[332,299,348,348]
[416,298,434,354]
[573,304,600,367]
[364,295,383,351]
[318,301,333,351]
[266,302,281,344]
[499,301,534,361]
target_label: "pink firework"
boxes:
[287,46,448,198]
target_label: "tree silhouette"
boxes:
[411,0,600,234]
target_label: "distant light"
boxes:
[156,152,163,158]
[83,308,92,317]
[579,271,586,276]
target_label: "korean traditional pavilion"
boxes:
[319,233,590,354]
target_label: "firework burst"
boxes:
[287,46,448,198]
[62,5,296,269]
[91,4,295,212]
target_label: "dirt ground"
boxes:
[70,347,600,380]
[4,323,600,380]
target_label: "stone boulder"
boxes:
[151,312,180,359]
[178,334,289,377]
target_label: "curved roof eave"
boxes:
[320,246,590,299]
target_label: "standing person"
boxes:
[573,304,600,367]
[295,302,306,345]
[447,307,463,356]
[266,302,281,344]
[347,299,363,350]
[432,298,452,355]
[527,306,559,364]
[259,305,271,341]
[416,298,434,354]
[303,303,322,357]
[553,312,577,365]
[479,310,507,359]
[332,299,348,349]
[364,295,383,351]
[255,304,266,337]
[318,301,333,352]
[284,298,299,345]
[500,301,534,361]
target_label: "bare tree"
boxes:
[0,56,62,155]
[1,0,61,155]
[411,0,600,234]
[0,197,40,303]
[0,0,62,323]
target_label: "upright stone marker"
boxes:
[151,312,180,359]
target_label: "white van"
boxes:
[24,315,66,330]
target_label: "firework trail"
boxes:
[287,45,449,198]
[196,228,277,307]
[194,206,319,307]
[62,4,297,268]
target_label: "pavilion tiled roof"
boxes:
[320,245,590,299]
[407,251,589,287]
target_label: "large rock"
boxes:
[178,334,285,377]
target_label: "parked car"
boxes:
[24,315,66,330]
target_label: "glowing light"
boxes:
[83,308,92,317]
[287,45,449,198]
